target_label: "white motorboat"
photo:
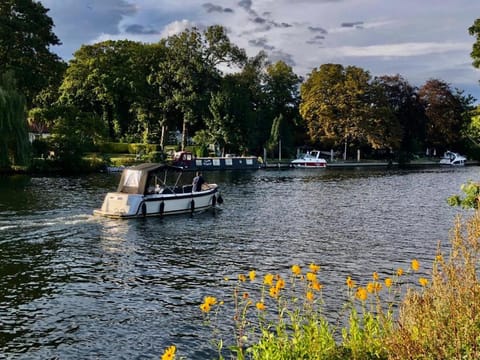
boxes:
[291,150,327,168]
[94,163,222,219]
[439,151,466,166]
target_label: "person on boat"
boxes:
[192,171,207,192]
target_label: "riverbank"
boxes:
[263,158,480,169]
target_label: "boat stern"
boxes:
[93,192,142,218]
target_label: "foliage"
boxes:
[300,64,402,158]
[264,61,302,156]
[0,0,65,106]
[418,79,472,151]
[59,40,146,140]
[371,75,425,155]
[46,106,105,174]
[150,26,246,150]
[447,180,480,209]
[0,72,30,168]
[387,214,480,359]
[469,18,480,69]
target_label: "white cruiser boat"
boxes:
[291,150,327,168]
[439,151,466,166]
[94,163,222,219]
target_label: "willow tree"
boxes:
[0,73,29,169]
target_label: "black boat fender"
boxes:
[159,201,165,216]
[141,202,147,217]
[211,194,217,206]
[217,194,224,205]
[190,199,195,214]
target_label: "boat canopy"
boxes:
[116,163,182,195]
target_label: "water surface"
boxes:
[0,166,476,358]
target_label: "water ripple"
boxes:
[0,167,474,358]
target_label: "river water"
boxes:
[0,166,477,359]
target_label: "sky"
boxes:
[40,0,480,102]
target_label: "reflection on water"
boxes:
[0,166,476,358]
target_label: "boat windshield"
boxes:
[118,169,142,193]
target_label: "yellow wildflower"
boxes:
[238,274,247,282]
[385,277,393,288]
[309,263,320,273]
[269,286,279,298]
[306,291,314,302]
[411,259,420,271]
[396,268,404,276]
[346,276,356,289]
[355,287,368,301]
[291,264,302,276]
[276,277,285,290]
[256,302,266,311]
[203,296,217,306]
[249,270,256,282]
[311,280,322,291]
[264,273,274,286]
[435,254,443,262]
[367,282,375,293]
[372,272,379,281]
[161,345,176,360]
[200,303,211,313]
[419,277,429,287]
[306,272,317,282]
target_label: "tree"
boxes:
[0,0,64,106]
[469,18,480,69]
[150,26,246,150]
[0,72,30,169]
[300,64,376,158]
[59,40,146,141]
[418,79,470,151]
[372,75,425,156]
[264,61,302,156]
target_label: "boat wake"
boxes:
[0,214,98,237]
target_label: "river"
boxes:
[0,166,477,359]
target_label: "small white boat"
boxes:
[291,150,327,168]
[94,163,222,219]
[439,151,466,166]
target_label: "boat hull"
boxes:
[291,162,327,168]
[93,186,220,219]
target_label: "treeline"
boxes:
[1,1,480,172]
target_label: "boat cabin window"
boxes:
[119,169,142,193]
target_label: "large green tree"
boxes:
[0,72,29,169]
[59,40,146,141]
[469,18,480,70]
[300,64,404,158]
[372,75,425,156]
[418,79,470,151]
[0,0,64,106]
[264,61,302,157]
[150,25,246,150]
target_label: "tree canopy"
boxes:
[0,0,65,106]
[0,72,29,168]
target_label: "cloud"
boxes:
[335,42,471,58]
[125,24,159,35]
[249,37,275,50]
[308,26,328,34]
[202,3,234,13]
[341,21,364,28]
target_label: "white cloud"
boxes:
[334,42,471,58]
